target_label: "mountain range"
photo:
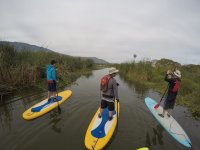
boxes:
[0,41,109,64]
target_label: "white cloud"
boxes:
[0,0,200,64]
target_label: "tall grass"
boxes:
[116,59,200,119]
[0,43,94,95]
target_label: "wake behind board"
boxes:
[85,100,119,150]
[22,90,72,120]
[145,97,191,148]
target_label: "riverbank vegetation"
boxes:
[116,59,200,119]
[0,43,95,100]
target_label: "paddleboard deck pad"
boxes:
[23,90,72,120]
[85,100,120,150]
[145,97,192,148]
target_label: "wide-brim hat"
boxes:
[109,67,119,75]
[173,70,181,78]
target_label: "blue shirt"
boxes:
[46,64,56,81]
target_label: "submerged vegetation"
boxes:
[116,59,200,119]
[0,43,94,99]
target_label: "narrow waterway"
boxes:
[0,68,199,150]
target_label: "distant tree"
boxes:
[133,54,137,62]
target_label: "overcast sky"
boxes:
[0,0,200,64]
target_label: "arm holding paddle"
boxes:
[154,66,177,109]
[158,66,181,118]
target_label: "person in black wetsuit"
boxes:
[159,69,181,118]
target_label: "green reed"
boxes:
[116,59,200,119]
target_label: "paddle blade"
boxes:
[58,105,61,114]
[154,103,160,109]
[55,96,61,114]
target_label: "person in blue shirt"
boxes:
[46,60,57,101]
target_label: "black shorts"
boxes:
[48,82,56,92]
[101,100,114,111]
[164,98,176,109]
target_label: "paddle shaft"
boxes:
[154,83,169,109]
[159,85,168,104]
[56,82,61,113]
[116,99,119,128]
[160,65,178,104]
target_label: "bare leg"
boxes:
[159,109,166,118]
[108,111,113,121]
[48,91,51,99]
[109,111,113,117]
[53,91,56,97]
[168,109,172,114]
[99,108,104,115]
[98,108,104,118]
[162,109,166,116]
[167,109,172,117]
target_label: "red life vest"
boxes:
[100,75,111,92]
[172,79,181,92]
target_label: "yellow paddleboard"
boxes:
[137,147,149,150]
[85,100,119,150]
[22,90,72,120]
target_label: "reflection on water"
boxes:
[145,125,164,149]
[48,115,62,134]
[0,88,47,131]
[82,71,93,79]
[0,103,13,130]
[146,132,151,148]
[152,125,164,146]
[119,74,149,96]
[0,68,199,150]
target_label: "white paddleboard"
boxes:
[145,97,192,148]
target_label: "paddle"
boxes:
[154,85,168,109]
[56,82,61,114]
[116,99,119,128]
[116,83,119,128]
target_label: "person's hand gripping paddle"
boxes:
[154,66,177,109]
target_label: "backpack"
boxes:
[100,75,111,92]
[172,79,181,92]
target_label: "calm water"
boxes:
[0,68,199,150]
